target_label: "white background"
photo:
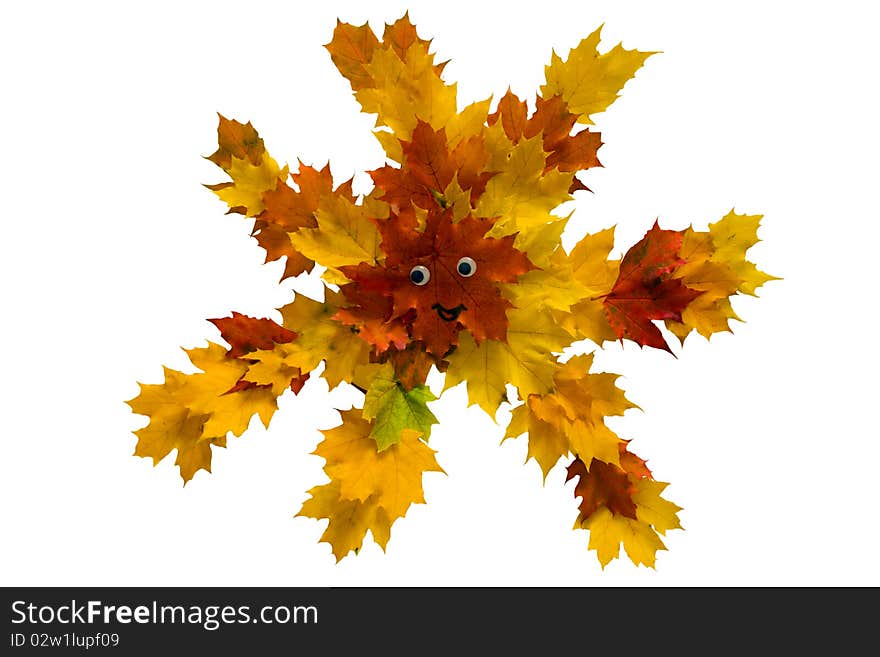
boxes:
[2,0,878,586]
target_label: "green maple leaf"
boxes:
[362,366,439,450]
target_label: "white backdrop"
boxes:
[2,0,877,586]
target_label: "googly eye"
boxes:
[456,257,477,278]
[409,265,430,286]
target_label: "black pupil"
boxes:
[458,261,472,275]
[411,269,425,284]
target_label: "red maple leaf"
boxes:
[339,208,534,357]
[603,222,702,352]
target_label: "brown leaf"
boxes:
[566,456,638,520]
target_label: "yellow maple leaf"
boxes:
[507,216,568,269]
[502,246,590,314]
[505,403,569,478]
[127,343,278,483]
[298,408,444,560]
[246,290,370,390]
[289,194,386,279]
[503,353,635,478]
[444,97,493,149]
[576,476,682,568]
[441,176,472,222]
[444,306,571,418]
[183,343,277,437]
[315,410,444,520]
[357,45,458,140]
[477,131,573,241]
[541,25,656,124]
[666,210,778,342]
[563,227,621,343]
[297,481,393,561]
[632,479,683,536]
[127,369,215,483]
[242,348,302,397]
[213,153,288,216]
[580,507,666,568]
[326,16,459,153]
[708,210,778,295]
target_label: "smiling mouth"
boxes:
[432,303,466,322]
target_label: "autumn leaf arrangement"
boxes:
[127,15,776,568]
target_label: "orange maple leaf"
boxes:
[488,90,603,174]
[208,312,297,359]
[370,121,493,211]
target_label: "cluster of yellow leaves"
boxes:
[666,210,778,342]
[504,353,636,478]
[327,13,489,161]
[297,409,444,560]
[127,343,277,482]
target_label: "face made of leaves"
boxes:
[338,208,535,358]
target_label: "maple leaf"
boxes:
[370,121,493,212]
[529,95,603,173]
[384,343,437,391]
[541,25,657,124]
[443,306,571,417]
[603,222,702,352]
[564,227,621,344]
[332,288,410,354]
[297,481,393,561]
[127,369,214,483]
[297,408,444,560]
[127,343,278,483]
[244,290,371,391]
[207,117,289,217]
[665,210,778,342]
[207,117,355,281]
[205,311,308,397]
[206,114,264,170]
[488,90,603,174]
[499,216,592,316]
[477,131,573,243]
[503,353,636,478]
[248,163,340,281]
[208,312,297,359]
[360,363,439,450]
[340,208,534,358]
[566,453,682,568]
[327,15,457,148]
[488,89,528,142]
[289,193,386,281]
